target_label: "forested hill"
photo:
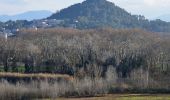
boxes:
[48,0,170,32]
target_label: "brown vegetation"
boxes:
[0,28,169,99]
[0,70,116,100]
[0,72,71,78]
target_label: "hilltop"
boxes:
[48,0,170,32]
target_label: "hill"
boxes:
[0,10,52,22]
[48,0,170,32]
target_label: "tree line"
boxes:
[0,28,169,80]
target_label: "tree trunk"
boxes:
[4,60,8,72]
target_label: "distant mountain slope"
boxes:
[48,0,134,28]
[48,0,170,32]
[0,10,53,22]
[156,14,170,22]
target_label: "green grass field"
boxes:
[57,94,170,100]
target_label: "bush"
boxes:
[0,67,118,99]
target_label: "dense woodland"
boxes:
[0,28,170,99]
[49,0,170,32]
[0,28,169,80]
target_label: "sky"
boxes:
[0,0,170,19]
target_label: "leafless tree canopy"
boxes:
[0,28,170,83]
[0,28,170,99]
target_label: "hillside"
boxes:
[48,0,170,32]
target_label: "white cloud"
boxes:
[143,0,157,6]
[143,0,170,7]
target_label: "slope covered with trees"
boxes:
[48,0,170,32]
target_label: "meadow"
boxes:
[57,94,170,100]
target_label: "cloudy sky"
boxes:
[0,0,170,19]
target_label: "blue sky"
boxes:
[0,0,170,19]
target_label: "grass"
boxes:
[0,72,170,100]
[57,94,170,100]
[0,72,73,80]
[0,66,25,72]
[0,76,112,100]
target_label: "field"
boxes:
[0,72,73,83]
[57,94,170,100]
[0,72,72,80]
[0,72,170,100]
